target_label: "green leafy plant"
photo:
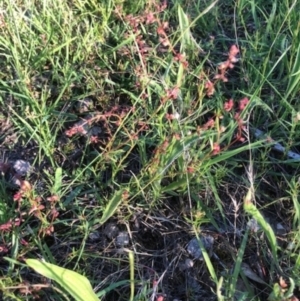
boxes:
[0,0,300,300]
[26,259,99,301]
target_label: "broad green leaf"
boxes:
[26,259,99,301]
[208,140,264,166]
[161,178,188,193]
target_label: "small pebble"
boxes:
[116,232,129,247]
[187,235,214,260]
[247,218,260,232]
[13,160,31,176]
[103,223,119,240]
[179,258,194,271]
[89,231,101,242]
[276,223,286,236]
[88,126,102,137]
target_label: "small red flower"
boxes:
[218,61,230,70]
[174,52,185,61]
[229,44,239,58]
[157,26,165,36]
[239,97,249,111]
[173,133,181,140]
[0,221,13,232]
[65,123,87,137]
[212,143,221,155]
[89,135,100,144]
[187,166,195,174]
[205,80,215,96]
[224,98,234,112]
[47,195,60,202]
[13,191,23,201]
[167,86,180,100]
[203,118,215,129]
[236,134,246,142]
[145,12,156,24]
[50,208,59,220]
[214,73,228,82]
[165,113,172,120]
[159,37,169,47]
[20,180,32,192]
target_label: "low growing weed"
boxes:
[0,0,300,300]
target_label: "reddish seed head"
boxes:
[157,26,165,36]
[47,195,59,202]
[13,191,23,201]
[203,118,215,129]
[162,21,169,29]
[167,86,180,100]
[212,143,221,155]
[89,135,100,144]
[218,61,230,70]
[50,209,59,219]
[145,12,156,24]
[187,166,195,174]
[173,133,181,140]
[239,97,249,111]
[205,80,215,96]
[21,180,32,192]
[224,98,234,112]
[229,44,239,57]
[174,52,185,62]
[159,37,169,46]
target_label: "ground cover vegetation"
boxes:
[0,0,300,300]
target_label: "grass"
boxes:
[0,0,300,300]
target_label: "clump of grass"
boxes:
[0,0,300,300]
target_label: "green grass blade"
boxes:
[229,230,249,299]
[193,226,218,284]
[98,189,124,225]
[52,167,63,196]
[177,5,198,53]
[286,43,300,99]
[243,189,279,268]
[96,280,129,298]
[176,1,218,53]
